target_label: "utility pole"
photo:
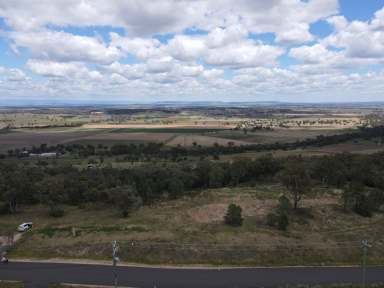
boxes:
[112,240,120,288]
[361,240,372,288]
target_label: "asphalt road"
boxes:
[1,262,384,288]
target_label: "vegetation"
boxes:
[0,281,24,288]
[1,106,384,266]
[224,203,243,226]
[267,194,291,230]
[1,150,384,219]
[280,156,311,209]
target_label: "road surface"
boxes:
[1,262,384,288]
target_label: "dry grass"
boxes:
[4,185,384,266]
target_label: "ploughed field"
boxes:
[0,106,377,153]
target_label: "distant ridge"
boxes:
[1,100,384,109]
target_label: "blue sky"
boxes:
[0,0,383,104]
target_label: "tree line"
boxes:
[1,151,384,219]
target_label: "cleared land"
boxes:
[0,129,106,152]
[4,185,384,266]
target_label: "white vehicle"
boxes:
[17,222,33,232]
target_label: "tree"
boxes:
[342,182,374,217]
[230,159,250,185]
[224,204,243,226]
[38,176,66,217]
[167,178,184,199]
[277,194,290,230]
[110,185,143,217]
[266,194,291,231]
[208,164,225,188]
[280,156,311,209]
[0,163,34,213]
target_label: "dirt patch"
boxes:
[187,196,339,224]
[0,233,22,246]
[188,199,276,223]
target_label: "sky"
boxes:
[0,0,384,104]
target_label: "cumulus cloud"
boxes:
[204,40,284,68]
[0,0,383,103]
[324,10,384,59]
[27,60,102,80]
[0,0,337,41]
[10,30,122,64]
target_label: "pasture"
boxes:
[4,185,384,266]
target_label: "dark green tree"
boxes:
[224,203,243,226]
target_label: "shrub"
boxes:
[267,194,290,231]
[277,213,289,231]
[224,204,243,226]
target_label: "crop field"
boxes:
[0,106,379,152]
[0,128,106,152]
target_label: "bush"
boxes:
[277,213,289,231]
[224,204,243,226]
[49,206,65,217]
[266,195,290,230]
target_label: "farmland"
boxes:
[0,104,382,154]
[1,103,384,266]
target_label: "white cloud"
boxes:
[0,66,28,82]
[10,30,122,64]
[6,68,28,82]
[289,44,341,64]
[165,35,206,61]
[27,59,102,80]
[202,69,224,80]
[103,62,146,80]
[204,41,284,68]
[324,10,384,59]
[0,0,338,42]
[109,33,162,60]
[1,1,384,103]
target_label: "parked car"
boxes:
[17,222,33,232]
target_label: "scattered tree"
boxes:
[224,204,243,226]
[280,156,311,209]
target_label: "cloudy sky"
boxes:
[0,0,383,104]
